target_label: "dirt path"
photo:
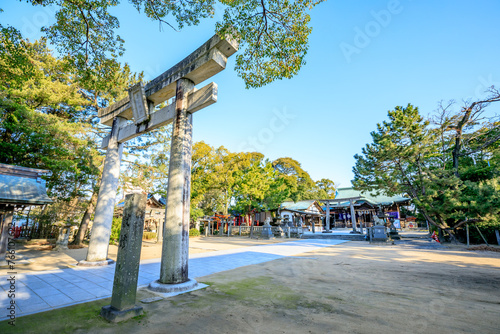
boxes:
[118,242,499,334]
[3,239,499,334]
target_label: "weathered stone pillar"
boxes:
[156,216,163,243]
[260,218,274,239]
[82,116,126,265]
[151,78,197,292]
[101,193,146,322]
[350,199,357,233]
[326,201,330,231]
[54,224,71,251]
[0,208,14,265]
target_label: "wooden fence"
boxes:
[226,225,304,238]
[12,225,60,240]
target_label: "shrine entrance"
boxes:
[80,34,238,291]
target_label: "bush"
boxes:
[143,232,157,240]
[189,228,200,237]
[109,217,122,245]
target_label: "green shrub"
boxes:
[189,228,200,237]
[143,232,157,240]
[109,217,122,245]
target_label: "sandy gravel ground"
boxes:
[5,237,500,334]
[106,241,498,334]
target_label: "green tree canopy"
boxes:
[0,98,101,201]
[0,24,145,229]
[18,0,322,88]
[353,99,500,242]
[190,143,334,219]
[272,157,316,201]
[314,178,336,199]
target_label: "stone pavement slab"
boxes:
[0,239,348,321]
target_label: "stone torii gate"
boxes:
[320,197,362,233]
[80,34,238,290]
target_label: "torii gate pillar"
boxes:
[80,116,126,265]
[159,78,194,284]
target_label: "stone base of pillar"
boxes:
[148,278,198,293]
[100,304,143,323]
[77,259,115,267]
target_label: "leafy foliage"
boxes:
[218,0,320,87]
[2,37,89,119]
[0,25,144,231]
[121,126,172,197]
[189,228,201,237]
[315,178,336,199]
[353,98,500,242]
[0,99,101,201]
[143,231,157,240]
[0,24,37,91]
[109,217,122,244]
[191,142,334,218]
[272,157,329,201]
[37,0,125,88]
[23,0,323,88]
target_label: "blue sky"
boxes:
[3,0,500,187]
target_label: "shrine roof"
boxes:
[280,200,317,211]
[0,163,52,206]
[327,187,410,208]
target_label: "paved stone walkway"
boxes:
[0,239,347,321]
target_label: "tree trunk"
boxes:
[452,131,462,177]
[452,104,473,177]
[60,196,79,224]
[72,191,97,245]
[438,228,445,243]
[445,228,458,244]
[25,206,32,227]
[495,230,500,246]
[474,225,489,246]
[418,208,458,242]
